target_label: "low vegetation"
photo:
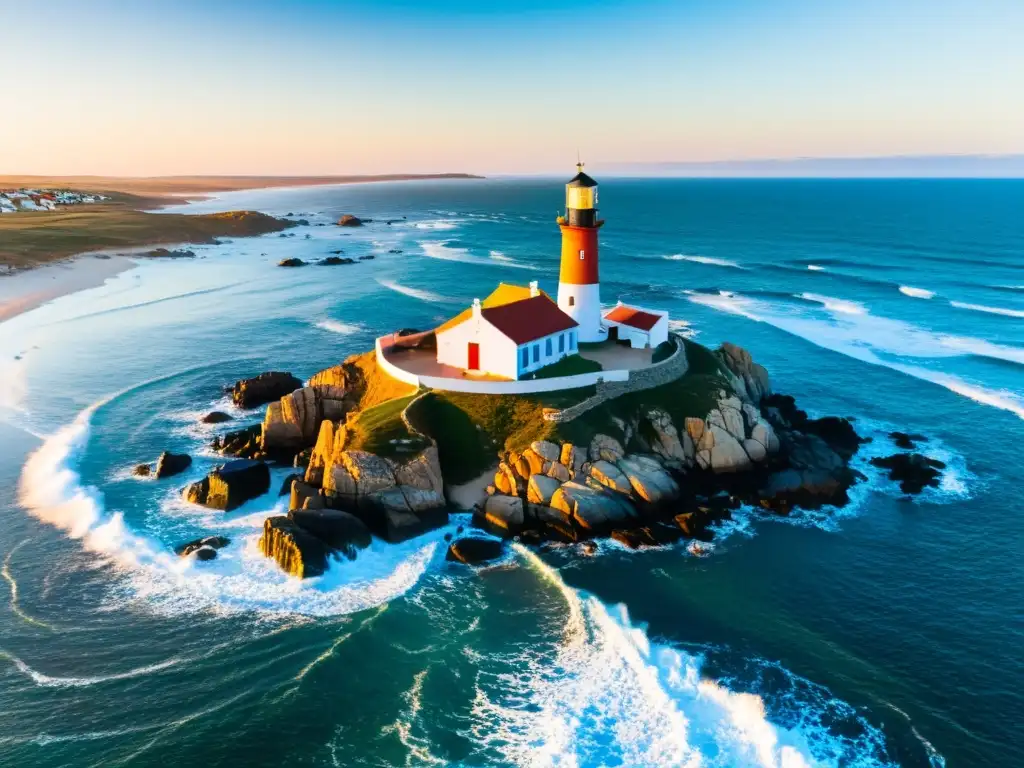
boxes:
[343,394,429,458]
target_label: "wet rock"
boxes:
[446,537,504,564]
[212,424,263,459]
[483,494,524,534]
[133,463,152,477]
[279,472,301,497]
[890,431,927,450]
[388,249,403,254]
[258,516,329,578]
[611,523,683,549]
[337,214,363,227]
[319,256,355,265]
[194,546,218,561]
[870,453,945,494]
[288,507,371,557]
[202,411,233,424]
[183,459,271,511]
[155,451,192,479]
[175,535,231,557]
[232,372,303,409]
[278,257,307,267]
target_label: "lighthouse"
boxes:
[557,163,606,342]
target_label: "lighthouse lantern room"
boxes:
[557,163,606,342]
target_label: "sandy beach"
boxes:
[0,255,136,324]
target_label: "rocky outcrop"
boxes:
[155,451,191,479]
[258,516,329,578]
[183,459,270,511]
[175,535,230,560]
[231,372,303,409]
[890,432,927,450]
[870,453,945,494]
[278,258,307,267]
[287,507,371,558]
[262,387,321,449]
[337,214,363,227]
[319,256,355,265]
[716,342,771,404]
[212,424,263,459]
[133,464,151,477]
[202,411,233,424]
[447,537,504,564]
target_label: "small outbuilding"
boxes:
[435,282,580,380]
[602,302,669,349]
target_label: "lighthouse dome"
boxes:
[566,170,598,188]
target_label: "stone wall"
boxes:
[543,334,690,423]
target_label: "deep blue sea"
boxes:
[1,178,1022,767]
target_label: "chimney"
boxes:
[472,298,481,318]
[529,281,539,297]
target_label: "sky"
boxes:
[1,0,1023,176]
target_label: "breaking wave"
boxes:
[16,398,455,617]
[687,290,1024,421]
[949,301,1024,319]
[899,286,935,299]
[806,264,826,272]
[376,278,454,304]
[797,293,867,315]
[467,544,902,766]
[0,649,181,688]
[665,254,745,269]
[315,319,364,335]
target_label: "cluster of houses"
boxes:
[0,189,107,214]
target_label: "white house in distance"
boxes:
[435,282,580,380]
[602,302,670,349]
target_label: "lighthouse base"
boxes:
[557,283,606,343]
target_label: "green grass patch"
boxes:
[527,354,602,380]
[344,394,429,458]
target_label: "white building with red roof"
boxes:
[602,301,669,349]
[435,281,580,380]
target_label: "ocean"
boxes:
[1,178,1022,767]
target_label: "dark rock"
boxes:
[870,453,945,494]
[294,448,312,470]
[444,532,453,542]
[673,512,715,541]
[446,537,504,564]
[289,507,372,558]
[279,472,301,497]
[212,424,263,459]
[358,255,375,261]
[580,541,598,556]
[278,258,307,267]
[194,546,217,561]
[143,248,196,259]
[155,451,191,479]
[337,214,363,227]
[381,507,449,543]
[232,372,302,409]
[258,516,329,578]
[890,431,927,450]
[802,416,865,460]
[183,459,271,511]
[611,523,683,550]
[202,411,233,424]
[133,463,152,477]
[175,535,231,557]
[289,479,322,511]
[319,256,355,265]
[328,249,345,255]
[388,249,403,254]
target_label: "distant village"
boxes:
[0,188,108,214]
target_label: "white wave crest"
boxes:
[315,319,364,335]
[806,265,826,272]
[1,649,181,688]
[950,301,1024,319]
[17,401,454,617]
[798,293,867,315]
[899,286,935,299]
[376,278,452,304]
[687,290,1024,421]
[413,220,460,231]
[665,254,745,269]
[468,544,900,767]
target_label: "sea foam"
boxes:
[949,301,1024,319]
[466,544,901,767]
[899,286,935,299]
[375,278,453,304]
[665,254,745,269]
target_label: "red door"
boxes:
[467,342,480,370]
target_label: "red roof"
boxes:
[481,294,578,344]
[604,305,662,331]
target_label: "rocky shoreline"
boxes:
[155,336,948,575]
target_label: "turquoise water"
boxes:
[1,178,1022,766]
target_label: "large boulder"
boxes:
[589,434,625,463]
[288,507,371,557]
[483,494,524,534]
[308,364,349,401]
[262,387,321,449]
[644,409,691,465]
[530,440,561,463]
[527,474,561,505]
[174,535,231,557]
[212,424,263,459]
[338,214,363,227]
[258,516,330,578]
[706,425,752,473]
[446,537,504,565]
[550,482,636,533]
[588,460,633,495]
[183,459,270,511]
[202,411,233,424]
[617,456,680,504]
[155,451,192,479]
[611,524,683,550]
[231,372,303,409]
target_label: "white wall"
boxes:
[436,313,521,380]
[516,328,577,378]
[557,283,605,343]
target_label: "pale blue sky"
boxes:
[1,0,1022,175]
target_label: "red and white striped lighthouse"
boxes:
[556,163,606,342]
